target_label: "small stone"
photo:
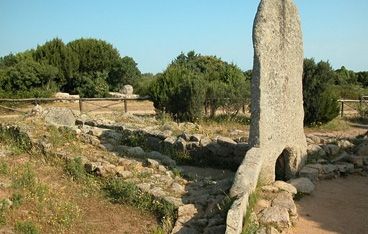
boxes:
[127,147,145,157]
[137,183,151,192]
[261,185,279,193]
[115,167,133,178]
[163,196,183,208]
[259,206,291,231]
[288,177,315,194]
[171,182,186,195]
[322,164,337,174]
[299,166,319,182]
[190,134,203,142]
[272,192,297,218]
[254,199,271,214]
[217,136,237,146]
[337,140,354,149]
[158,165,167,172]
[146,158,160,169]
[273,181,297,195]
[150,187,165,198]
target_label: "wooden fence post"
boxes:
[79,99,84,113]
[124,99,128,113]
[340,101,344,117]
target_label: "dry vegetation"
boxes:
[0,123,160,234]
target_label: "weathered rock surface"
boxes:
[43,107,76,126]
[288,177,315,194]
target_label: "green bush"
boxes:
[149,52,249,122]
[64,157,87,181]
[303,59,340,125]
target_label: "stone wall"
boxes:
[76,118,250,171]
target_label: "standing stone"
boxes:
[249,0,307,183]
[227,1,306,233]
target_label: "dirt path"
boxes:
[289,175,368,234]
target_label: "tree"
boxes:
[33,38,79,88]
[108,56,141,91]
[335,66,357,85]
[67,38,121,74]
[149,51,250,121]
[72,72,109,98]
[0,58,58,97]
[303,58,340,125]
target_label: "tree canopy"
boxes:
[0,37,141,97]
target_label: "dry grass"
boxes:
[0,138,159,234]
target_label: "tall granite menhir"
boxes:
[226,0,307,233]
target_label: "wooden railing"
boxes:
[0,96,151,114]
[338,97,368,117]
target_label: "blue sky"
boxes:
[0,0,367,73]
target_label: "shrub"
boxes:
[149,52,249,122]
[303,59,340,125]
[64,157,87,181]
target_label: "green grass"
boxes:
[103,179,177,232]
[242,191,259,234]
[0,125,32,154]
[48,126,77,147]
[308,117,350,131]
[15,221,40,234]
[64,157,87,181]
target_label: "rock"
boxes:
[307,135,321,144]
[348,156,365,168]
[176,137,187,151]
[254,199,271,214]
[217,136,237,147]
[149,187,165,198]
[322,164,337,174]
[120,85,134,95]
[171,225,199,234]
[272,192,297,218]
[203,225,226,234]
[200,137,212,147]
[158,175,174,185]
[261,185,279,193]
[158,165,167,173]
[43,107,76,126]
[84,162,101,173]
[100,143,114,151]
[177,204,198,224]
[234,143,250,158]
[147,151,176,168]
[146,158,160,169]
[171,182,186,195]
[288,177,315,194]
[273,181,297,195]
[307,144,326,157]
[259,206,290,231]
[30,104,43,115]
[163,196,183,208]
[145,136,161,151]
[335,162,354,174]
[115,167,133,178]
[127,147,145,157]
[299,166,319,182]
[331,151,350,163]
[356,142,368,156]
[190,134,203,142]
[137,183,151,192]
[338,140,354,149]
[322,144,340,156]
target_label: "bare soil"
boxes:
[289,175,368,234]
